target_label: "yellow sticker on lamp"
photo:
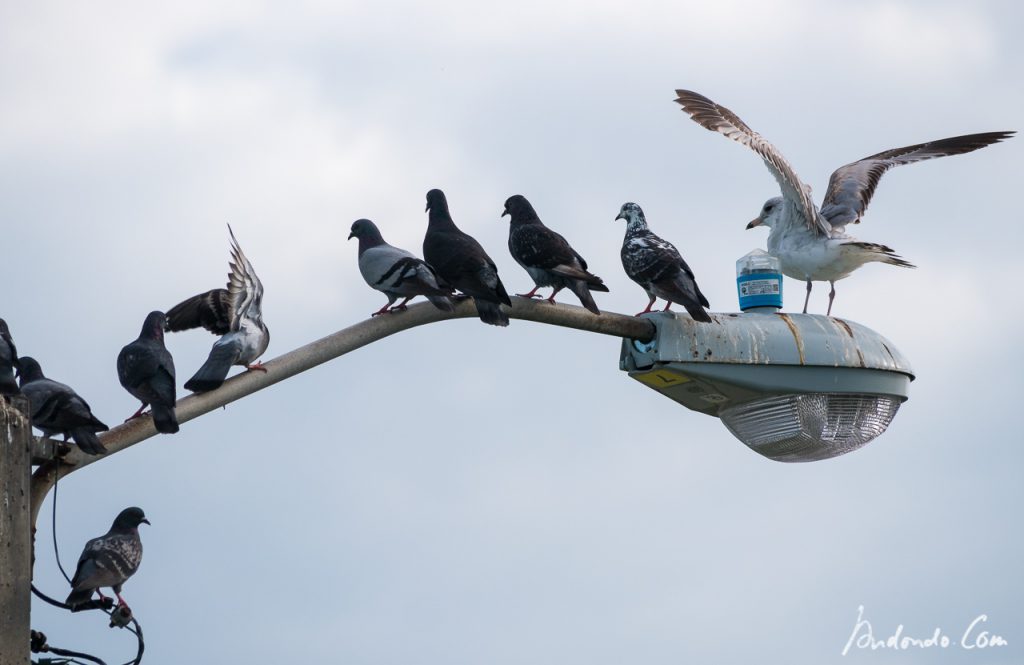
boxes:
[633,369,691,388]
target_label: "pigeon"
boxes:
[674,89,1014,315]
[503,195,609,315]
[167,225,270,393]
[348,218,455,316]
[17,356,109,455]
[0,318,19,396]
[616,202,712,322]
[117,311,178,434]
[66,507,149,609]
[423,189,512,326]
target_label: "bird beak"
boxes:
[424,202,430,212]
[347,232,355,240]
[746,216,763,230]
[501,209,509,218]
[614,212,625,221]
[141,518,151,525]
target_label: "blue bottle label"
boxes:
[737,273,783,309]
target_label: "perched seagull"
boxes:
[66,507,149,609]
[0,318,19,397]
[503,194,609,315]
[349,218,455,316]
[117,311,179,434]
[423,189,512,327]
[166,225,270,393]
[674,89,1014,315]
[616,202,712,322]
[17,356,109,455]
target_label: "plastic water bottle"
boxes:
[736,249,783,312]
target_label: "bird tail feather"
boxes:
[66,587,95,607]
[70,428,107,455]
[150,402,179,434]
[567,280,601,315]
[184,343,237,393]
[682,302,713,323]
[426,295,456,312]
[474,299,510,326]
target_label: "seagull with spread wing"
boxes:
[167,225,270,392]
[674,89,1014,315]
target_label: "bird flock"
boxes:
[0,89,1012,613]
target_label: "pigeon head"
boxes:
[502,195,541,224]
[747,197,783,230]
[348,219,387,253]
[140,311,166,340]
[111,507,150,531]
[615,202,648,230]
[0,318,9,336]
[16,356,44,385]
[425,189,449,214]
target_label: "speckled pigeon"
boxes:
[167,225,270,393]
[66,507,149,609]
[117,311,178,434]
[349,218,455,316]
[503,194,609,314]
[17,356,109,455]
[423,189,511,326]
[0,318,19,396]
[616,202,712,322]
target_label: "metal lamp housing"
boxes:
[619,312,914,462]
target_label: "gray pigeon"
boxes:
[66,507,149,609]
[117,311,178,434]
[17,356,109,455]
[348,218,455,316]
[168,225,270,393]
[503,194,609,314]
[616,202,712,322]
[423,189,512,326]
[0,318,19,396]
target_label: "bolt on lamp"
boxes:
[619,252,913,462]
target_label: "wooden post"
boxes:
[0,396,31,665]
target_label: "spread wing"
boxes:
[674,89,829,236]
[820,131,1015,229]
[226,224,265,331]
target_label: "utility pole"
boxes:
[1,397,31,665]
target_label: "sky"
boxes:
[4,1,1022,663]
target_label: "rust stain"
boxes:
[777,313,806,365]
[834,318,865,367]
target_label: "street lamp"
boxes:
[620,311,913,462]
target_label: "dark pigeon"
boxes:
[0,318,19,397]
[66,507,149,609]
[423,189,511,326]
[349,218,455,316]
[167,225,270,393]
[503,194,609,314]
[615,202,713,322]
[117,311,178,434]
[17,356,109,455]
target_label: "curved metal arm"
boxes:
[30,298,654,529]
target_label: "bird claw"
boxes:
[516,292,544,299]
[246,362,268,373]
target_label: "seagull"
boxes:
[117,311,178,434]
[0,318,19,397]
[17,356,109,455]
[166,225,270,393]
[66,507,149,610]
[674,89,1014,315]
[503,194,609,315]
[616,202,712,322]
[423,188,512,327]
[349,218,455,316]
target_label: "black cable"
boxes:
[52,466,72,584]
[30,628,108,665]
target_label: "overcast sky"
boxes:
[5,1,1021,663]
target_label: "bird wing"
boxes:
[166,289,232,335]
[820,131,1015,229]
[622,231,690,284]
[226,224,265,331]
[674,89,829,236]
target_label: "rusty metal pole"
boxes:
[0,397,32,665]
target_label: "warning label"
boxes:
[739,279,781,296]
